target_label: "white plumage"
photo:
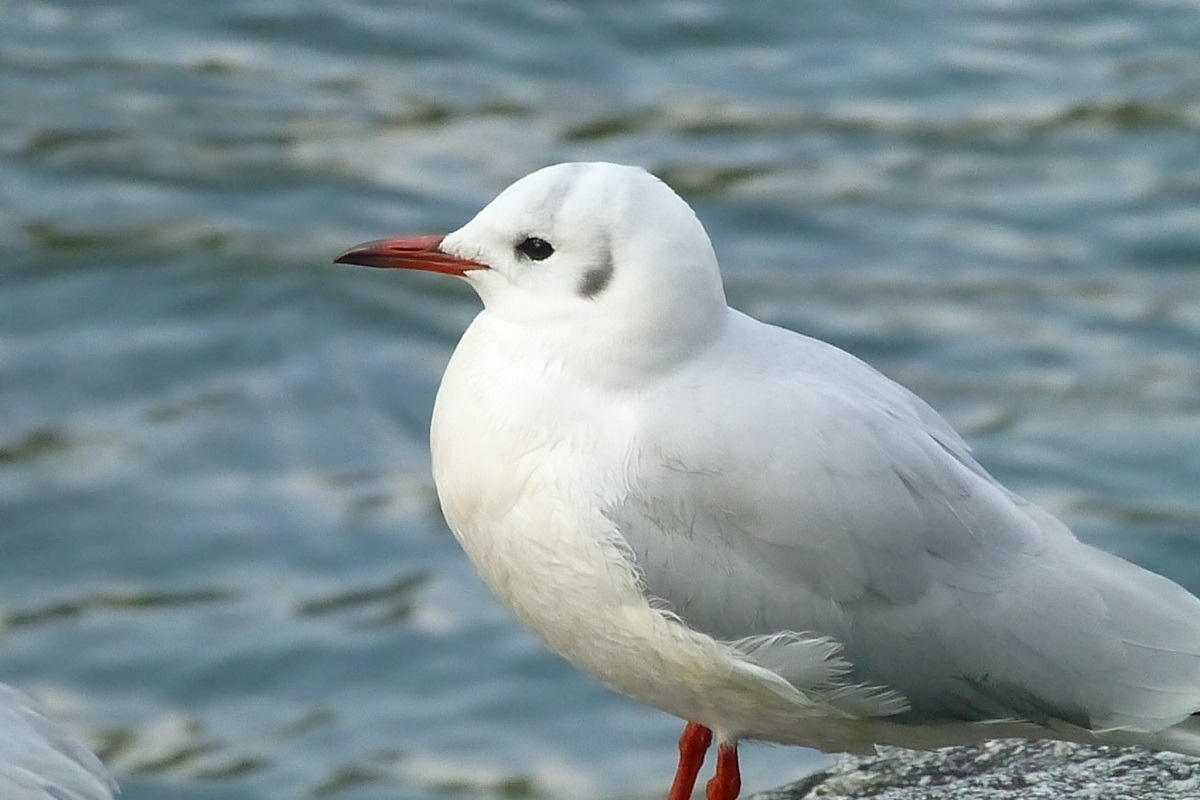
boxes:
[337,161,1200,798]
[0,684,116,800]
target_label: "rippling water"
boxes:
[2,1,1199,798]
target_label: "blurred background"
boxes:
[2,1,1199,798]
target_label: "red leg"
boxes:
[705,741,741,800]
[667,722,712,800]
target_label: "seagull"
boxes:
[336,162,1200,800]
[0,683,116,800]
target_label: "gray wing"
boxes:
[0,684,117,800]
[618,319,1200,733]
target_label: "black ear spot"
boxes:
[578,255,614,299]
[516,236,554,261]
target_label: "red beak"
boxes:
[333,235,486,276]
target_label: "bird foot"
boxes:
[666,723,741,800]
[668,722,713,800]
[706,742,741,800]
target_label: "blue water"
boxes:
[2,1,1199,798]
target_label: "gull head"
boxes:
[337,163,730,372]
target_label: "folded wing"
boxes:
[618,314,1200,737]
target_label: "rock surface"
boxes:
[749,739,1200,800]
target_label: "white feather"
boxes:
[0,685,116,800]
[421,161,1200,755]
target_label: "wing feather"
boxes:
[0,684,116,800]
[616,311,1200,734]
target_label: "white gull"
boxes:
[336,162,1200,800]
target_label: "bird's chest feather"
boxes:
[424,323,783,729]
[429,324,652,661]
[430,324,629,545]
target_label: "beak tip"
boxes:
[332,249,374,268]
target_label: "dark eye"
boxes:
[516,236,554,261]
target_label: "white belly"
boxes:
[425,320,866,745]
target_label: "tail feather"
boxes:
[1095,714,1200,757]
[1080,547,1200,736]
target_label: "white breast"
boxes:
[427,314,881,746]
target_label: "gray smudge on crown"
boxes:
[533,163,587,231]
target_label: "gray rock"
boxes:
[749,739,1200,800]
